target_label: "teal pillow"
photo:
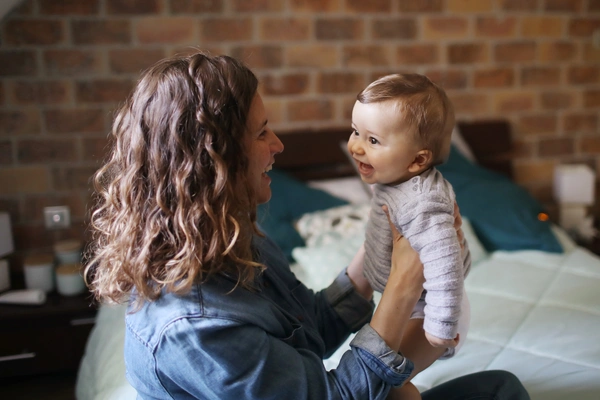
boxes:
[257,169,348,261]
[438,146,563,253]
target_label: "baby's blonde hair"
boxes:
[357,73,454,164]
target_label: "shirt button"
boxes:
[412,177,418,183]
[413,186,418,191]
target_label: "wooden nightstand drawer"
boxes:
[0,292,97,378]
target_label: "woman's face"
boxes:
[245,93,284,204]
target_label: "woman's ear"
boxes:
[408,150,432,173]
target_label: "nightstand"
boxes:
[0,290,97,378]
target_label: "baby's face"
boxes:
[348,100,422,186]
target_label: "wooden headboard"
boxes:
[275,120,513,181]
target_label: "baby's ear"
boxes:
[408,150,432,173]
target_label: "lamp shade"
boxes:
[553,164,596,205]
[0,212,14,258]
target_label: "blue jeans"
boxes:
[421,370,530,400]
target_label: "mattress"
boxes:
[76,226,600,399]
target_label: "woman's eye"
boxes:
[352,129,359,136]
[369,137,378,145]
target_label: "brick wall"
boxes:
[0,0,599,267]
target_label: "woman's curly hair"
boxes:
[85,52,263,306]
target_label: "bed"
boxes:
[75,121,600,400]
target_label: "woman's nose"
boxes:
[271,132,284,154]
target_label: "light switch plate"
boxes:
[44,206,71,229]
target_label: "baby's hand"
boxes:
[425,331,460,349]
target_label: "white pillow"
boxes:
[307,177,372,205]
[451,126,477,163]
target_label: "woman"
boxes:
[85,52,529,399]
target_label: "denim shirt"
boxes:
[124,235,413,399]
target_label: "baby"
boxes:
[348,73,471,399]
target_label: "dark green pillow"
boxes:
[257,169,348,261]
[438,146,563,253]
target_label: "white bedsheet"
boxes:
[76,231,600,400]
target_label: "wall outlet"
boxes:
[43,206,71,229]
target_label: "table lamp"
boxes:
[553,164,597,241]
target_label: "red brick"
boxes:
[512,139,535,159]
[513,160,555,185]
[39,0,100,14]
[448,43,488,64]
[545,0,584,12]
[72,20,131,45]
[447,0,492,12]
[540,92,575,110]
[500,0,539,11]
[287,99,333,121]
[346,0,391,12]
[109,49,166,74]
[136,17,196,44]
[0,141,12,165]
[372,18,416,40]
[495,42,536,63]
[52,166,102,190]
[475,17,517,37]
[425,70,468,90]
[8,81,71,105]
[473,68,515,88]
[44,108,105,134]
[10,1,33,15]
[4,19,65,46]
[170,0,224,13]
[107,0,162,14]
[580,136,600,154]
[170,46,225,58]
[0,167,50,195]
[538,138,575,157]
[288,45,339,68]
[518,115,558,135]
[261,98,283,124]
[75,79,134,103]
[521,17,564,37]
[398,0,443,12]
[290,0,341,12]
[232,0,283,12]
[230,45,283,68]
[448,92,490,115]
[584,90,600,108]
[568,66,600,85]
[563,113,598,133]
[539,42,577,62]
[568,18,600,37]
[521,67,561,86]
[0,110,41,136]
[259,17,310,41]
[43,50,104,77]
[396,44,439,65]
[316,18,365,40]
[17,139,77,164]
[82,137,110,162]
[0,51,37,76]
[0,82,4,105]
[493,91,535,113]
[591,0,600,11]
[318,72,365,94]
[200,18,253,42]
[583,43,600,62]
[261,73,310,95]
[342,45,391,67]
